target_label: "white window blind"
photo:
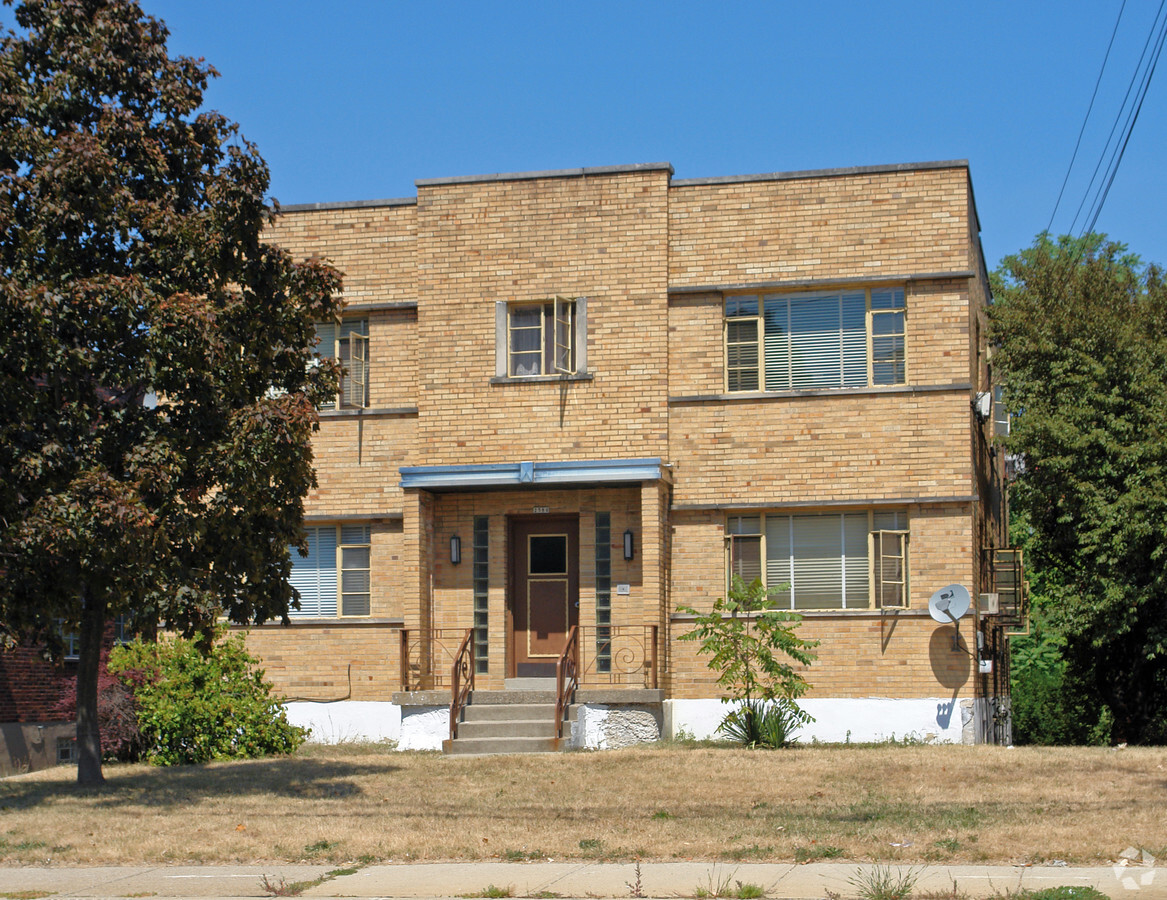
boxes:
[290,526,337,617]
[726,288,906,392]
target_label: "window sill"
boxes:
[669,382,971,404]
[490,373,593,385]
[318,406,418,419]
[235,617,405,627]
[670,608,931,621]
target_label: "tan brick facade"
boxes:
[246,160,1010,736]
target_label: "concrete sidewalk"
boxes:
[0,861,1160,899]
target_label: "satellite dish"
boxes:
[928,584,971,624]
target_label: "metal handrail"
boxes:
[555,625,580,740]
[448,628,475,742]
[399,627,470,691]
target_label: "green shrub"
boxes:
[109,630,308,765]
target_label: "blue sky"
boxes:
[145,1,1166,270]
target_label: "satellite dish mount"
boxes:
[928,584,971,651]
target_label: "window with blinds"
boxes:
[725,287,906,391]
[314,318,369,408]
[727,511,908,610]
[289,525,372,618]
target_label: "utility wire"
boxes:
[1047,0,1126,234]
[1082,10,1167,235]
[1069,0,1167,235]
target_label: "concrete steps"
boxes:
[443,690,571,756]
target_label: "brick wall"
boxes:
[667,611,978,701]
[0,646,76,723]
[256,160,998,709]
[668,166,970,287]
[413,169,671,464]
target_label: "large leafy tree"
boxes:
[990,233,1167,744]
[0,0,341,784]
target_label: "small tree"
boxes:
[677,576,817,746]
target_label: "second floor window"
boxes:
[315,318,369,409]
[508,298,575,376]
[725,287,906,392]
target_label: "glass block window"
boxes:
[473,516,489,673]
[595,513,612,674]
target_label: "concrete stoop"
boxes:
[442,689,572,756]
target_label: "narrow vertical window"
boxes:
[473,516,489,673]
[725,296,761,391]
[870,288,906,385]
[339,525,371,616]
[595,513,612,674]
[727,515,762,585]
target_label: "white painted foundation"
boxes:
[285,696,984,749]
[572,705,661,749]
[666,697,974,744]
[284,701,401,744]
[396,706,449,751]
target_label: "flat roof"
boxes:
[278,159,972,213]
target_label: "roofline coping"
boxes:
[416,161,675,188]
[671,159,970,187]
[277,197,417,213]
[274,160,973,210]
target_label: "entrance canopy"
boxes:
[400,458,664,491]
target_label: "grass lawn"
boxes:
[0,742,1164,866]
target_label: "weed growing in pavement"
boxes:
[847,866,920,900]
[461,886,514,899]
[626,861,645,898]
[693,866,767,899]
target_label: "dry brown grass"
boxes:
[0,743,1165,866]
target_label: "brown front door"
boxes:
[509,517,579,678]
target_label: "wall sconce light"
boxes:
[623,528,634,561]
[450,534,462,565]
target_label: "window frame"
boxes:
[314,318,370,409]
[723,286,907,392]
[725,510,909,611]
[495,297,588,379]
[289,524,373,619]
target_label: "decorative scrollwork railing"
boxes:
[399,624,659,694]
[578,624,658,689]
[555,625,579,740]
[449,628,475,742]
[399,627,472,692]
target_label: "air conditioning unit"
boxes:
[978,592,999,615]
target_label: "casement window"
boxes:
[727,511,908,610]
[495,297,587,378]
[314,319,369,408]
[725,287,906,392]
[289,525,371,618]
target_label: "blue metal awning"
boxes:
[400,458,663,491]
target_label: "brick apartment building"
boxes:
[241,159,1023,750]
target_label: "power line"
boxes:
[1082,9,1167,235]
[1069,0,1167,236]
[1047,0,1126,234]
